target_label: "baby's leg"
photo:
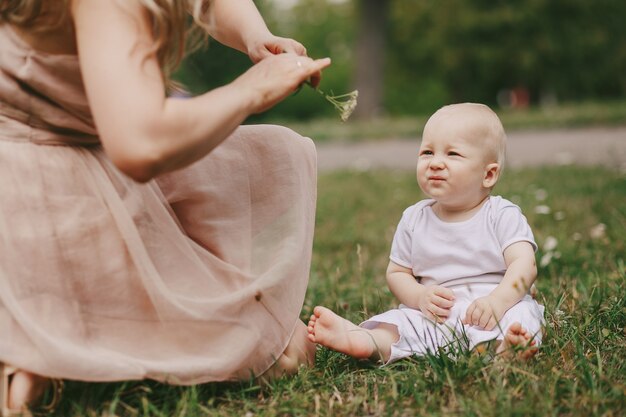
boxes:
[308,306,399,362]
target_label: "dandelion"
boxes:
[304,81,358,122]
[315,87,359,122]
[554,211,566,221]
[534,205,551,215]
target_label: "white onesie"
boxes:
[362,196,545,362]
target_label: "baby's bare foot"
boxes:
[497,322,538,360]
[307,306,375,359]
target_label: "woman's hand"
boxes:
[416,285,456,323]
[233,53,331,114]
[246,35,324,88]
[247,35,307,63]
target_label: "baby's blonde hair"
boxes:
[434,103,507,170]
[0,0,213,82]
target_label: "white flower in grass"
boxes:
[540,252,553,267]
[572,232,582,241]
[554,211,566,221]
[535,189,548,201]
[543,236,558,252]
[534,205,551,215]
[590,223,606,239]
[552,308,568,326]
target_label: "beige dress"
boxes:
[0,24,316,384]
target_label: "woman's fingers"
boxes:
[281,39,307,56]
[236,53,332,113]
[304,57,331,88]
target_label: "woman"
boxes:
[0,0,330,413]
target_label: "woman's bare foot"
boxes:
[259,320,316,382]
[307,306,398,361]
[496,322,538,360]
[7,370,50,413]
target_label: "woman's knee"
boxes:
[242,124,316,165]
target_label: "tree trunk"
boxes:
[354,0,389,119]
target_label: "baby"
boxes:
[308,103,544,363]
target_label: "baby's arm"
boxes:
[386,261,455,323]
[463,241,537,330]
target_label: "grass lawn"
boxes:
[51,165,625,416]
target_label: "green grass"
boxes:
[49,166,625,416]
[267,99,626,142]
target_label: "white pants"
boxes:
[361,283,545,363]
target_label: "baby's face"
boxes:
[417,107,500,209]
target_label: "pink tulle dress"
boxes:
[0,23,316,384]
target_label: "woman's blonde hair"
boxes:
[0,0,212,81]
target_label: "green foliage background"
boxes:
[174,0,626,120]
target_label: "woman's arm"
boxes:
[72,0,329,182]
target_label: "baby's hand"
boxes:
[462,296,506,330]
[417,285,455,323]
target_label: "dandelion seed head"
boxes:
[320,89,358,122]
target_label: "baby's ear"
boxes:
[483,163,500,188]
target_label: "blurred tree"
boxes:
[387,0,626,112]
[353,0,389,119]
